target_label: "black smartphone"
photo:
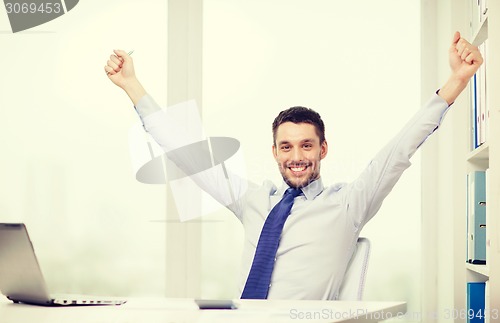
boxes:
[195,299,238,310]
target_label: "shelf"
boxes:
[466,263,489,278]
[467,142,489,162]
[421,0,499,314]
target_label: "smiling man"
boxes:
[105,32,482,300]
[272,107,328,189]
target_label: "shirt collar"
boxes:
[277,178,324,200]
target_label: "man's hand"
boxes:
[439,31,483,105]
[449,31,483,82]
[104,49,146,106]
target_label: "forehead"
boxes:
[275,122,320,143]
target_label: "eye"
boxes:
[280,145,290,152]
[303,143,313,149]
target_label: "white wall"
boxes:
[420,0,472,320]
[0,0,167,296]
[0,0,427,315]
[201,0,423,316]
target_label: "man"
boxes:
[104,32,482,300]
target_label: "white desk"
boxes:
[0,296,406,323]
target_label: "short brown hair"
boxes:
[272,106,325,145]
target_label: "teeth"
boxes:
[291,166,306,172]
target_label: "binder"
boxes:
[467,282,485,323]
[478,42,487,146]
[483,40,489,144]
[485,280,490,323]
[470,0,481,34]
[467,171,486,263]
[480,0,488,22]
[471,74,479,149]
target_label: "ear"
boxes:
[320,140,328,160]
[272,144,278,160]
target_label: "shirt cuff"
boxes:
[436,88,454,107]
[134,94,162,119]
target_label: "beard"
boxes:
[278,160,321,189]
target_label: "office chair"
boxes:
[337,237,371,300]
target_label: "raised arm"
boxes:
[345,32,483,227]
[104,50,251,219]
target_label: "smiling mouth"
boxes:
[289,165,309,174]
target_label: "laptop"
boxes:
[0,223,127,306]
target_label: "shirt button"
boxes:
[274,257,277,262]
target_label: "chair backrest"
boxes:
[337,237,371,300]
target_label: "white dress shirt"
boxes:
[134,93,450,300]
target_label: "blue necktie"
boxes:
[241,187,302,299]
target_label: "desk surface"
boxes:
[0,296,406,323]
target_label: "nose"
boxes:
[291,147,303,162]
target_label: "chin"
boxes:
[278,164,320,188]
[284,176,314,189]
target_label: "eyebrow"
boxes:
[277,138,316,146]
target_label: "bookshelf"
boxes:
[466,1,499,322]
[421,0,499,321]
